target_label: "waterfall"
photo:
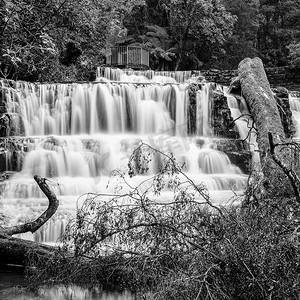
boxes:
[4,82,191,136]
[97,67,197,83]
[225,91,253,140]
[0,71,249,243]
[289,92,300,137]
[225,88,260,165]
[196,83,212,136]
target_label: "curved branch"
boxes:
[0,175,59,236]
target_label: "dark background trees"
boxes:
[0,0,142,81]
[1,0,300,80]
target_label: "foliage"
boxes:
[220,0,260,68]
[150,197,300,300]
[123,0,300,69]
[2,0,300,75]
[122,0,236,70]
[139,25,176,71]
[258,0,300,67]
[0,0,144,81]
[61,142,221,258]
[27,142,300,299]
[1,0,58,80]
[162,0,237,70]
[288,42,300,70]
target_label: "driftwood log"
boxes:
[0,175,59,265]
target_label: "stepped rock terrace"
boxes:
[0,67,300,243]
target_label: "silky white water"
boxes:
[0,69,248,243]
[289,91,300,137]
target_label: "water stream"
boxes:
[3,67,290,298]
[0,266,133,300]
[0,69,250,245]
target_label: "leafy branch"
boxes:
[61,142,224,260]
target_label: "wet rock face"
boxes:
[0,113,25,137]
[225,151,252,174]
[195,137,251,174]
[0,87,8,135]
[0,80,28,137]
[212,138,251,174]
[0,138,26,172]
[201,67,300,90]
[228,76,241,95]
[272,87,295,139]
[0,114,10,137]
[212,91,239,138]
[0,87,11,137]
[187,82,199,135]
[201,69,238,86]
[0,91,7,116]
[187,83,238,137]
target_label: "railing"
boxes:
[106,46,150,69]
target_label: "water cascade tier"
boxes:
[0,69,253,243]
[289,91,300,137]
[96,66,202,83]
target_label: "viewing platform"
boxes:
[106,46,150,70]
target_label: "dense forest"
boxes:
[1,0,300,81]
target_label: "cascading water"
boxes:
[0,69,248,244]
[225,88,300,166]
[196,83,212,136]
[224,87,261,167]
[96,66,199,83]
[289,91,300,137]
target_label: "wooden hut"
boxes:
[106,46,150,70]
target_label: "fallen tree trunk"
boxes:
[0,175,59,265]
[238,57,297,198]
[238,57,286,154]
[0,233,57,265]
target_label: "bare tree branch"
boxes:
[0,175,59,236]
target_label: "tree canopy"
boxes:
[0,0,144,80]
[1,0,300,79]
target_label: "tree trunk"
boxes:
[238,57,295,198]
[0,233,57,265]
[238,57,286,155]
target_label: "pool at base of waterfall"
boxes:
[0,266,134,300]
